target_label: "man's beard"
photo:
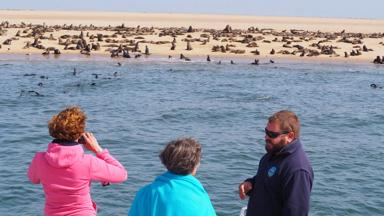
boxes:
[265,139,287,154]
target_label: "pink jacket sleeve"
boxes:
[27,154,40,184]
[90,149,128,183]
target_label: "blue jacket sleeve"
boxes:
[128,194,139,216]
[282,170,313,216]
[128,187,154,216]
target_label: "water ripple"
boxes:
[0,60,383,215]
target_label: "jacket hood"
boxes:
[44,142,84,168]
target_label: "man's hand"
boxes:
[239,181,253,200]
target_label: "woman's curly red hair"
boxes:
[48,106,86,141]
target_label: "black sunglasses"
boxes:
[265,128,290,139]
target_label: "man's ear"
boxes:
[287,131,295,142]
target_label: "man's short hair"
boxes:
[159,138,201,175]
[268,110,300,138]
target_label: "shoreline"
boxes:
[0,53,376,66]
[1,10,384,64]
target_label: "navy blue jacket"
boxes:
[245,139,314,216]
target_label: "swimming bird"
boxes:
[251,59,259,65]
[370,83,378,89]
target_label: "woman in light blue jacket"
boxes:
[128,138,216,216]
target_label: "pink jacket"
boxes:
[28,141,127,216]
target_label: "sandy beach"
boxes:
[1,10,384,63]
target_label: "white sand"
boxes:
[1,10,384,62]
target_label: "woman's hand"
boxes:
[81,132,103,154]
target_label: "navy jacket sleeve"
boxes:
[245,176,255,185]
[244,155,267,195]
[282,169,313,216]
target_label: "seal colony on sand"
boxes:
[1,11,384,63]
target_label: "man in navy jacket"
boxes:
[239,110,314,216]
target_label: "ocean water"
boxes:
[0,55,383,216]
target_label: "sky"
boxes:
[1,0,383,20]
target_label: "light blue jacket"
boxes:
[128,171,216,216]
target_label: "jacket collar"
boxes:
[271,139,301,158]
[52,139,79,146]
[157,171,203,189]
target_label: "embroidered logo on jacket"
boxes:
[267,166,278,177]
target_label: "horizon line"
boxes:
[1,8,383,21]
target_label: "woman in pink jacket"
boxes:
[28,106,128,216]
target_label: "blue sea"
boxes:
[0,55,383,215]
